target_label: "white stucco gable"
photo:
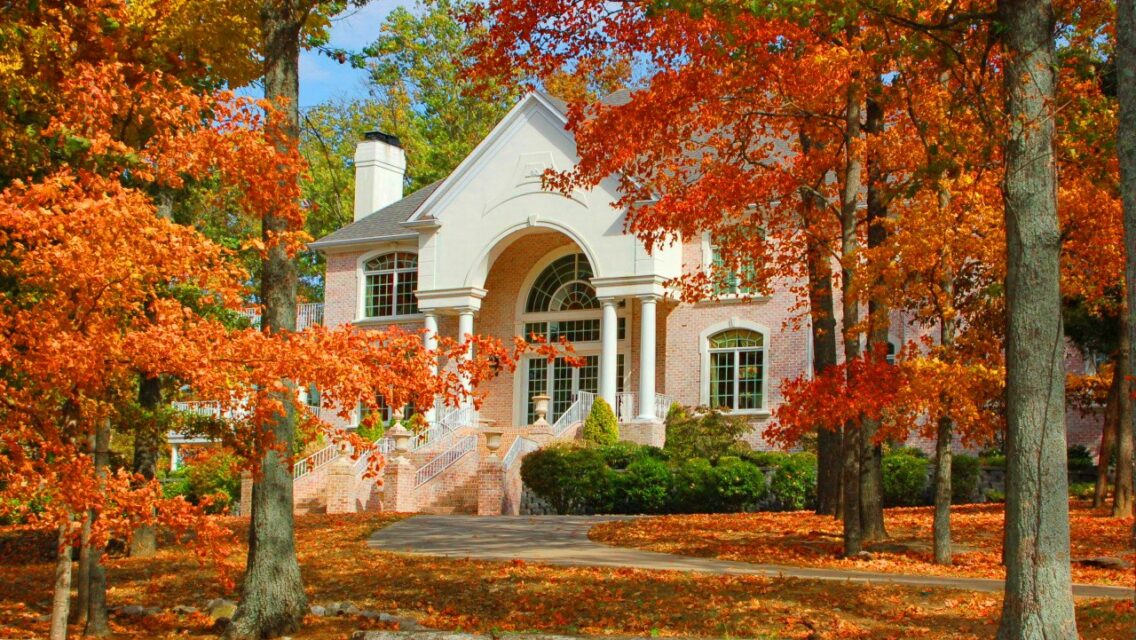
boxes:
[406,92,681,312]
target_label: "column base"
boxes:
[620,418,665,448]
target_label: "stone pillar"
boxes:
[477,433,504,516]
[239,470,253,518]
[382,456,416,512]
[636,295,659,420]
[423,312,439,423]
[325,455,357,514]
[599,297,618,406]
[170,443,180,472]
[528,395,553,444]
[458,308,475,406]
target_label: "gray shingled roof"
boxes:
[310,179,444,249]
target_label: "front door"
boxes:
[525,354,624,424]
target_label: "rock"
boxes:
[359,610,383,620]
[310,605,327,617]
[344,604,363,616]
[118,605,149,617]
[378,612,398,622]
[398,617,423,631]
[1074,556,1133,569]
[326,601,353,616]
[850,550,873,561]
[172,605,198,615]
[34,613,51,623]
[207,599,238,622]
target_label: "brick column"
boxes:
[239,470,252,517]
[382,456,416,513]
[477,455,505,516]
[325,455,357,514]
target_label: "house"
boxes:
[252,91,1102,515]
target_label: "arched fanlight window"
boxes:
[363,252,418,318]
[707,329,765,411]
[525,253,598,313]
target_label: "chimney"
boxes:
[353,131,406,222]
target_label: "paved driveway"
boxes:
[369,515,1134,600]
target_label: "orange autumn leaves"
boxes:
[771,346,1004,448]
[1,513,1132,640]
[590,502,1136,587]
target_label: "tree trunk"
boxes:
[839,71,864,557]
[225,3,309,638]
[84,421,111,637]
[1118,0,1136,569]
[997,0,1078,636]
[1113,313,1134,517]
[860,94,888,544]
[800,128,842,517]
[933,307,956,565]
[130,374,161,557]
[50,521,73,640]
[1093,365,1119,508]
[72,435,93,626]
[1117,0,1136,528]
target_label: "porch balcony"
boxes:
[239,302,324,330]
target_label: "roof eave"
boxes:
[308,232,419,253]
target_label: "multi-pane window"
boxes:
[526,253,598,313]
[523,318,626,343]
[710,244,757,296]
[363,252,418,318]
[358,393,416,426]
[525,354,623,424]
[708,329,764,411]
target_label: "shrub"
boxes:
[951,454,981,504]
[164,448,240,514]
[671,457,716,513]
[582,397,619,446]
[597,441,641,469]
[979,450,1006,468]
[882,449,930,507]
[1068,482,1095,499]
[1067,445,1096,472]
[664,407,751,462]
[767,452,817,511]
[708,456,767,512]
[521,444,614,514]
[614,457,672,514]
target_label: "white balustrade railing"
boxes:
[293,443,339,480]
[502,436,540,471]
[616,392,635,423]
[240,302,324,330]
[552,391,594,437]
[655,393,675,419]
[414,434,476,487]
[172,400,222,418]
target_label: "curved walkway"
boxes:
[369,515,1135,600]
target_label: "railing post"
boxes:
[477,429,504,516]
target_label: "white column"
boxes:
[637,295,658,421]
[599,298,618,407]
[423,313,439,423]
[170,444,180,472]
[458,309,475,406]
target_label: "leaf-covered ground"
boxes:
[590,502,1136,587]
[0,512,1131,639]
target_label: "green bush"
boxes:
[164,448,240,514]
[597,441,642,469]
[671,457,716,513]
[1068,482,1095,499]
[708,456,768,512]
[520,444,614,514]
[766,452,817,511]
[985,488,1005,503]
[882,450,930,507]
[582,397,619,446]
[979,450,1006,468]
[614,457,673,514]
[1067,445,1096,472]
[664,407,751,462]
[951,454,981,504]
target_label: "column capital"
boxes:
[637,293,662,303]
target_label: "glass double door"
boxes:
[526,355,598,424]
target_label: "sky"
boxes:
[297,1,413,108]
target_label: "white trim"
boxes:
[698,318,771,413]
[697,232,770,303]
[463,218,603,288]
[408,92,571,225]
[355,246,419,322]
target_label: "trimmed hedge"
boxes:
[951,454,980,504]
[521,442,771,515]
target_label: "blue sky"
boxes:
[298,1,413,108]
